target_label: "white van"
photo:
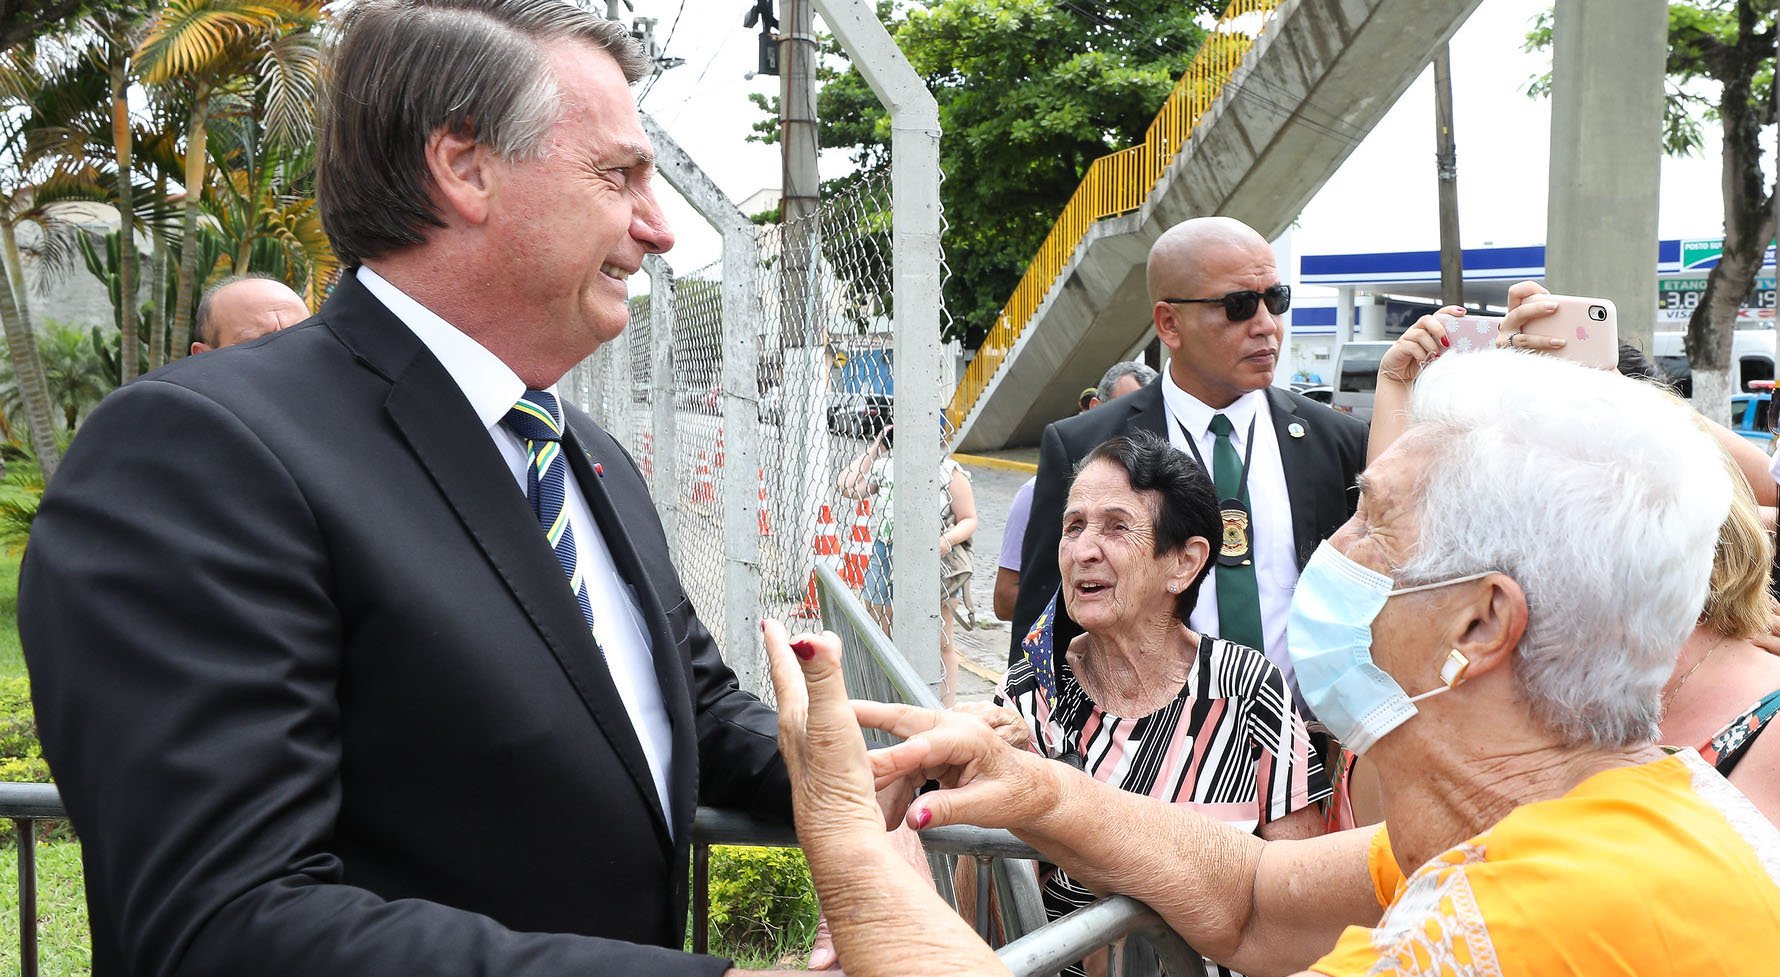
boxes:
[1649,329,1776,396]
[1331,341,1393,421]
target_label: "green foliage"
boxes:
[756,0,1224,345]
[702,845,820,960]
[0,672,58,846]
[0,462,44,556]
[1524,1,1777,157]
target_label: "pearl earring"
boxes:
[1167,582,1178,593]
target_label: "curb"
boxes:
[951,452,1038,474]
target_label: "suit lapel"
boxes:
[328,276,669,840]
[561,424,693,839]
[1264,387,1320,569]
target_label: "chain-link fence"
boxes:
[564,170,961,701]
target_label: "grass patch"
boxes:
[0,835,91,977]
[0,547,23,683]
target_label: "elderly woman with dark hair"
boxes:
[976,430,1325,976]
[761,349,1780,977]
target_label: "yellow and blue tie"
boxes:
[504,390,598,644]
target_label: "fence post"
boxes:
[647,255,678,556]
[814,0,946,697]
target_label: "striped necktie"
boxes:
[503,390,598,644]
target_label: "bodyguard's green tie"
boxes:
[1208,413,1264,652]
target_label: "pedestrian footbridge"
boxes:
[947,0,1485,452]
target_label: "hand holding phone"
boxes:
[1433,312,1502,353]
[1519,295,1617,370]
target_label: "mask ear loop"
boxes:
[1407,649,1471,703]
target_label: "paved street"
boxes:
[949,454,1039,702]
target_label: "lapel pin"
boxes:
[1287,422,1306,439]
[593,462,604,478]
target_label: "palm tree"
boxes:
[36,319,112,431]
[135,0,323,361]
[0,48,71,477]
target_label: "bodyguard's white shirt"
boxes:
[357,266,676,829]
[1160,373,1301,702]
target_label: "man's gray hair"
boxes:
[196,273,283,348]
[1097,361,1158,403]
[1394,350,1729,749]
[317,0,650,267]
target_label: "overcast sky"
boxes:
[626,0,1750,278]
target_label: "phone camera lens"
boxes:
[1588,305,1607,321]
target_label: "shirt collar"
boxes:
[1160,369,1266,446]
[356,265,548,430]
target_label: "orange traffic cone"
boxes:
[691,450,716,505]
[841,498,873,589]
[757,469,772,536]
[803,502,843,613]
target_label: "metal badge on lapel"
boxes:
[1217,498,1252,566]
[1288,422,1306,439]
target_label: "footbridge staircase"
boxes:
[948,0,1485,451]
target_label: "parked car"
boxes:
[1731,390,1774,452]
[825,392,863,433]
[1298,385,1333,405]
[1331,340,1391,420]
[827,392,893,438]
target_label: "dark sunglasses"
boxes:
[1163,284,1291,322]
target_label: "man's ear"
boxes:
[424,127,498,225]
[1453,573,1528,683]
[1154,301,1185,353]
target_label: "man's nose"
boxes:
[633,194,675,255]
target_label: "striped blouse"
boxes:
[997,598,1330,977]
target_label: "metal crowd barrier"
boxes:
[2,566,1204,977]
[3,785,1201,977]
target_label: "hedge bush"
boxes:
[1,674,59,846]
[703,845,820,963]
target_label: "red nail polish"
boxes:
[791,638,817,661]
[915,808,932,830]
[1441,336,1450,348]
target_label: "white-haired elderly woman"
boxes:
[760,350,1780,977]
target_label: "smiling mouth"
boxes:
[600,263,633,281]
[1073,582,1111,597]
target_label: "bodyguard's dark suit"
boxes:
[21,273,788,976]
[1010,378,1368,663]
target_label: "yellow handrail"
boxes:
[945,0,1281,431]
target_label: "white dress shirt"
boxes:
[357,266,676,829]
[1160,372,1301,701]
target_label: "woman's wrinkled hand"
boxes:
[1378,306,1460,385]
[855,699,1056,832]
[949,701,1034,751]
[764,620,885,846]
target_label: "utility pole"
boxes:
[1432,43,1463,307]
[772,0,830,619]
[606,0,622,21]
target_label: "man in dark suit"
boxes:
[20,4,802,975]
[1011,217,1366,710]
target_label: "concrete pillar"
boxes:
[1357,302,1387,341]
[1544,0,1667,354]
[1336,285,1356,345]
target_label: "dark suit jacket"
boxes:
[20,273,790,977]
[1010,379,1368,662]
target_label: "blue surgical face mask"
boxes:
[1288,541,1494,754]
